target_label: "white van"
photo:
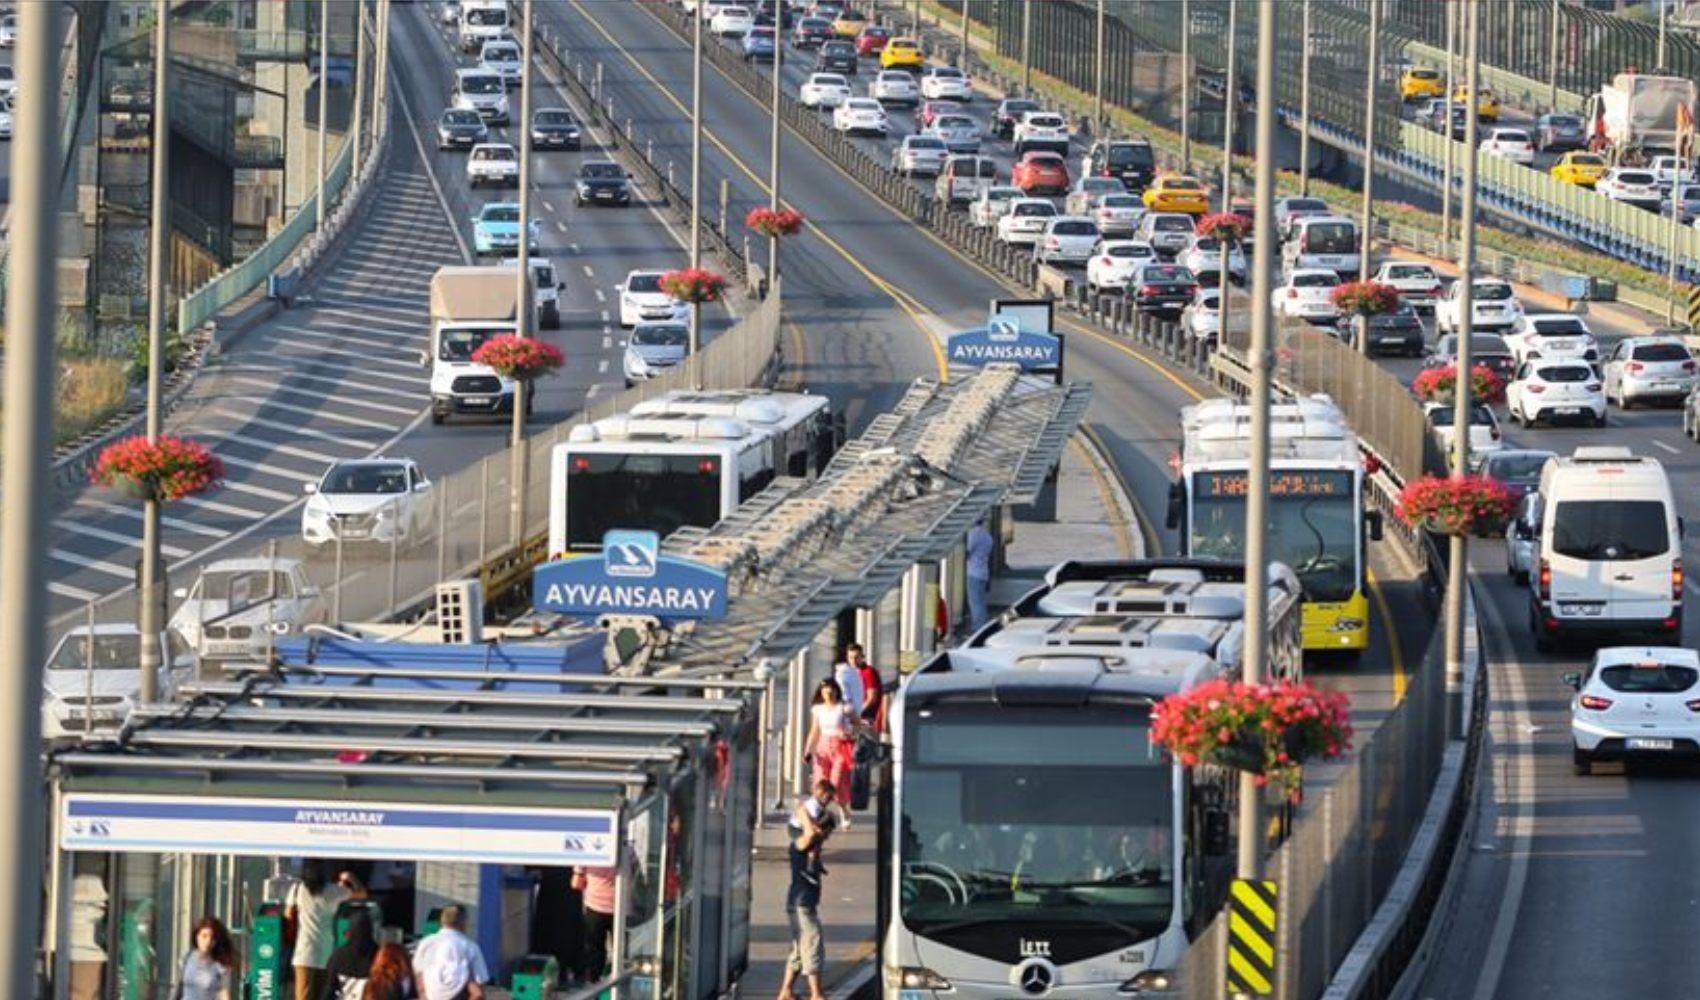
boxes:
[1531,447,1683,651]
[1281,215,1361,278]
[935,155,998,204]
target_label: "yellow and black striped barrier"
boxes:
[1225,878,1278,997]
[1687,285,1700,331]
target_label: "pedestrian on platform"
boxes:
[777,789,833,1000]
[788,779,839,854]
[172,915,235,1000]
[413,906,490,1000]
[966,520,994,631]
[288,862,368,1000]
[572,847,631,984]
[363,942,415,1000]
[804,678,861,828]
[322,910,379,1000]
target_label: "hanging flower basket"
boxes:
[91,434,223,503]
[1395,474,1517,537]
[660,268,729,305]
[1195,211,1252,243]
[1330,279,1401,317]
[1411,363,1505,405]
[471,335,565,381]
[745,206,806,239]
[1151,679,1353,798]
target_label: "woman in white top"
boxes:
[286,860,367,1000]
[803,678,861,827]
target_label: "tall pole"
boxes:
[959,0,970,66]
[1358,0,1382,295]
[316,0,329,230]
[1221,0,1238,211]
[1446,0,1482,738]
[689,0,704,360]
[1299,0,1312,195]
[139,0,172,704]
[1094,0,1106,131]
[1239,0,1278,883]
[511,0,534,542]
[0,2,61,989]
[1547,0,1561,109]
[1668,116,1690,324]
[1659,0,1668,69]
[768,12,782,293]
[1180,0,1192,169]
[351,0,368,178]
[376,0,391,132]
[1020,0,1032,95]
[1441,0,1457,252]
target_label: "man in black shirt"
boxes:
[776,799,832,1000]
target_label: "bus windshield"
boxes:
[1189,469,1358,601]
[565,451,723,548]
[899,706,1174,947]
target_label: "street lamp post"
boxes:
[351,0,368,178]
[1547,0,1561,109]
[1094,0,1105,132]
[959,0,970,67]
[316,0,329,230]
[1240,0,1279,882]
[1659,0,1669,69]
[689,0,704,360]
[1020,0,1032,95]
[1442,0,1458,252]
[510,0,535,542]
[1358,0,1382,300]
[1299,0,1312,196]
[138,0,171,703]
[1221,0,1238,212]
[1446,0,1482,737]
[1180,0,1192,169]
[768,2,782,293]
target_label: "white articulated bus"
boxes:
[881,560,1302,1000]
[547,390,837,554]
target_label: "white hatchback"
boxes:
[832,98,889,135]
[711,4,755,35]
[1568,647,1700,775]
[1092,193,1145,237]
[1371,261,1443,311]
[618,269,690,328]
[1272,269,1341,324]
[1598,168,1662,208]
[479,39,523,88]
[1603,336,1699,408]
[799,73,851,109]
[970,185,1024,228]
[1034,216,1101,266]
[920,65,973,101]
[1506,360,1606,428]
[1178,233,1247,283]
[997,198,1058,246]
[1086,239,1159,292]
[466,143,519,188]
[1423,401,1503,464]
[1481,127,1535,165]
[870,71,919,106]
[1506,312,1599,365]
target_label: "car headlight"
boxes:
[897,968,951,991]
[628,354,649,375]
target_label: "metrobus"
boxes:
[1166,396,1383,654]
[547,390,839,554]
[881,560,1298,1000]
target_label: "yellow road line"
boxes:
[1366,565,1408,702]
[1067,436,1136,559]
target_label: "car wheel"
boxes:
[542,304,560,330]
[1572,747,1592,777]
[431,410,445,426]
[1595,411,1607,429]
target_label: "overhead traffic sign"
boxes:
[533,529,728,621]
[1225,878,1278,997]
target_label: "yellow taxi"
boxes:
[1142,175,1210,214]
[832,9,868,38]
[1550,151,1609,188]
[1451,85,1500,122]
[1399,67,1444,102]
[880,37,925,70]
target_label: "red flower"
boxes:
[1411,363,1505,405]
[1150,679,1352,800]
[745,207,806,238]
[90,434,223,503]
[1330,279,1401,316]
[660,268,729,304]
[1395,474,1517,536]
[1195,211,1252,242]
[471,335,565,381]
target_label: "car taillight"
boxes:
[1527,384,1546,393]
[1627,362,1645,374]
[1046,237,1060,248]
[1490,425,1501,440]
[1674,559,1684,600]
[1100,256,1113,265]
[1578,694,1613,711]
[1685,360,1698,372]
[1686,698,1700,712]
[1140,285,1161,296]
[1539,559,1552,599]
[1287,288,1298,298]
[1586,382,1601,392]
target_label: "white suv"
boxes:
[1506,313,1598,365]
[302,459,436,548]
[1370,261,1443,312]
[467,143,519,188]
[1435,277,1522,335]
[479,38,523,89]
[1012,111,1070,156]
[618,269,690,328]
[452,68,510,124]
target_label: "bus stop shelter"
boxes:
[44,662,763,1000]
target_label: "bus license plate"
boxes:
[1627,738,1674,751]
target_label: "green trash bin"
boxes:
[510,954,561,1000]
[246,901,288,1000]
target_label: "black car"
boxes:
[436,108,488,150]
[1426,333,1517,381]
[1534,112,1586,153]
[993,98,1042,140]
[815,40,857,74]
[792,16,833,47]
[1083,139,1155,191]
[1345,303,1424,357]
[530,108,582,151]
[753,0,793,29]
[575,160,632,207]
[1126,263,1199,318]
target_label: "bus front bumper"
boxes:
[1300,593,1370,652]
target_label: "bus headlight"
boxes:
[898,967,952,991]
[1328,618,1365,632]
[1118,969,1176,994]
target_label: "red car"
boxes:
[856,25,891,56]
[918,100,954,130]
[1012,152,1070,196]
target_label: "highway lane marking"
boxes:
[229,395,402,433]
[172,494,267,520]
[74,500,231,539]
[49,581,101,603]
[389,33,476,265]
[599,359,610,373]
[600,310,611,323]
[214,415,377,450]
[53,521,192,559]
[572,243,582,253]
[556,220,569,232]
[222,375,421,414]
[307,307,425,331]
[49,549,133,580]
[214,453,322,485]
[544,200,555,213]
[594,287,606,302]
[576,0,949,380]
[582,264,595,277]
[217,479,298,504]
[214,430,359,470]
[273,323,421,354]
[227,356,426,389]
[263,336,426,371]
[1652,439,1680,454]
[312,288,430,312]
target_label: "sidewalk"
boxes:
[744,821,879,1000]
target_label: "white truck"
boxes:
[425,266,534,425]
[1585,73,1698,159]
[459,0,510,53]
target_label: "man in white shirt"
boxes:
[831,651,864,721]
[414,906,490,1000]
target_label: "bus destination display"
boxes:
[1196,470,1352,498]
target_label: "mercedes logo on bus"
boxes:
[1014,957,1057,996]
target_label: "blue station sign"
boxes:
[533,529,728,620]
[946,314,1062,371]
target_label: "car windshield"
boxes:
[907,137,945,149]
[483,45,518,61]
[438,327,507,361]
[474,147,515,161]
[1107,143,1154,166]
[938,116,974,129]
[1494,131,1529,143]
[1534,365,1593,383]
[1152,216,1192,232]
[1410,69,1439,80]
[1548,115,1582,129]
[535,110,576,126]
[194,570,294,605]
[628,273,663,293]
[812,74,846,86]
[1301,222,1354,252]
[801,18,829,29]
[1597,664,1698,693]
[322,464,408,495]
[1474,282,1514,301]
[1569,153,1605,166]
[1189,469,1358,601]
[1053,221,1098,236]
[1284,199,1329,213]
[1101,194,1141,208]
[1426,405,1494,427]
[480,205,519,222]
[466,8,506,26]
[880,72,910,82]
[1617,171,1656,185]
[47,634,142,672]
[1384,265,1434,281]
[1142,265,1192,282]
[1531,319,1586,335]
[1084,179,1122,191]
[634,324,688,346]
[443,110,481,126]
[1293,273,1337,288]
[1107,244,1150,258]
[1193,236,1220,253]
[1027,115,1064,128]
[581,163,624,179]
[848,100,880,111]
[1484,453,1551,483]
[1633,343,1691,362]
[933,68,964,79]
[461,75,501,95]
[1164,178,1202,191]
[1012,203,1056,217]
[823,42,853,53]
[1552,499,1670,560]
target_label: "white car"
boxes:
[1182,288,1223,342]
[622,321,689,387]
[1272,269,1341,324]
[1506,313,1599,365]
[711,4,755,35]
[619,269,690,327]
[799,73,852,110]
[466,143,519,188]
[302,458,436,549]
[1178,233,1247,283]
[919,65,973,101]
[1091,193,1145,237]
[1505,491,1542,584]
[1481,127,1535,165]
[870,70,919,106]
[452,68,510,124]
[1086,239,1159,292]
[0,14,16,48]
[997,198,1058,246]
[441,1,462,26]
[40,625,193,741]
[1013,111,1071,156]
[969,185,1024,228]
[0,64,15,101]
[1034,216,1101,266]
[1435,276,1522,335]
[1135,212,1197,258]
[1648,154,1696,192]
[889,135,949,177]
[1371,261,1443,312]
[1423,401,1503,464]
[833,98,888,135]
[1506,360,1607,428]
[1602,335,1699,408]
[479,38,523,88]
[0,105,11,142]
[1064,177,1128,216]
[1568,647,1700,775]
[169,558,325,659]
[1597,168,1662,209]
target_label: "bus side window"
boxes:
[786,424,810,478]
[740,443,775,502]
